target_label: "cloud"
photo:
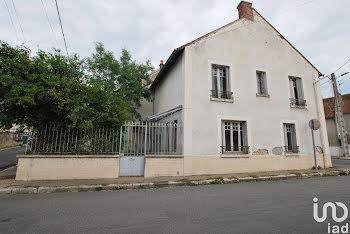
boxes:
[1,0,349,97]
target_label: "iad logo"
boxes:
[313,197,349,233]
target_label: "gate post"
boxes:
[144,122,148,156]
[119,125,123,154]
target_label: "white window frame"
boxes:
[211,64,231,99]
[280,120,300,154]
[220,120,249,154]
[256,71,268,95]
[288,76,306,107]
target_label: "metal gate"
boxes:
[119,122,147,176]
[119,122,179,176]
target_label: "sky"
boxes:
[1,0,350,98]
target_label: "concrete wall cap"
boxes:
[17,154,120,158]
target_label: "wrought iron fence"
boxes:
[210,90,233,100]
[121,121,180,156]
[26,123,120,155]
[289,98,307,107]
[220,146,250,154]
[284,145,299,153]
[26,122,181,155]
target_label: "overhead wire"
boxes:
[54,0,69,56]
[3,0,19,42]
[40,0,59,48]
[10,0,25,42]
[333,58,350,74]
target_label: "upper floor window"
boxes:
[289,77,306,107]
[283,123,299,153]
[211,65,232,100]
[256,71,268,96]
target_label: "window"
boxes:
[211,65,232,99]
[222,121,249,154]
[172,120,177,152]
[256,71,267,95]
[283,123,299,153]
[289,77,306,107]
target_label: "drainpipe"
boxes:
[313,74,331,167]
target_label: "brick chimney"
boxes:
[237,1,253,21]
[159,60,164,69]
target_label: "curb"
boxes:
[1,169,349,195]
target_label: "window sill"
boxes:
[290,104,307,109]
[221,154,250,158]
[210,97,234,103]
[256,93,270,98]
[284,153,299,157]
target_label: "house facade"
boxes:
[323,94,350,156]
[15,1,333,181]
[141,1,331,176]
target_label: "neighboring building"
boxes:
[323,94,350,156]
[140,1,331,175]
[138,69,160,120]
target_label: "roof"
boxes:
[147,105,182,122]
[151,8,322,89]
[149,69,159,82]
[323,94,350,118]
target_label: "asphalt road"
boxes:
[0,147,25,170]
[1,176,349,233]
[332,158,350,169]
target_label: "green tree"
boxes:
[86,42,153,120]
[0,41,153,130]
[0,42,83,129]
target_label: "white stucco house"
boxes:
[140,1,332,176]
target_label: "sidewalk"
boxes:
[332,156,350,160]
[0,166,348,195]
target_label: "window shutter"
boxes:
[226,67,230,93]
[291,124,297,148]
[212,67,217,92]
[289,79,295,99]
[296,79,304,100]
[242,122,248,147]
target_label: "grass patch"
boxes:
[248,175,259,179]
[52,188,69,193]
[210,179,224,184]
[323,173,338,177]
[95,187,103,191]
[137,185,145,189]
[209,177,224,185]
[78,188,89,192]
[111,186,122,190]
[101,184,109,186]
[14,191,29,194]
[24,185,39,189]
[330,166,338,169]
[176,178,192,183]
[152,185,166,189]
[228,176,238,180]
[293,172,302,177]
[176,178,196,186]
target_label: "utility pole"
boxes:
[331,73,349,158]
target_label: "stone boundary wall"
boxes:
[16,155,119,180]
[0,132,20,148]
[16,153,332,180]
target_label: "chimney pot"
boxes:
[159,60,164,69]
[237,1,253,21]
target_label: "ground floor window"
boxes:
[283,123,299,153]
[222,121,249,154]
